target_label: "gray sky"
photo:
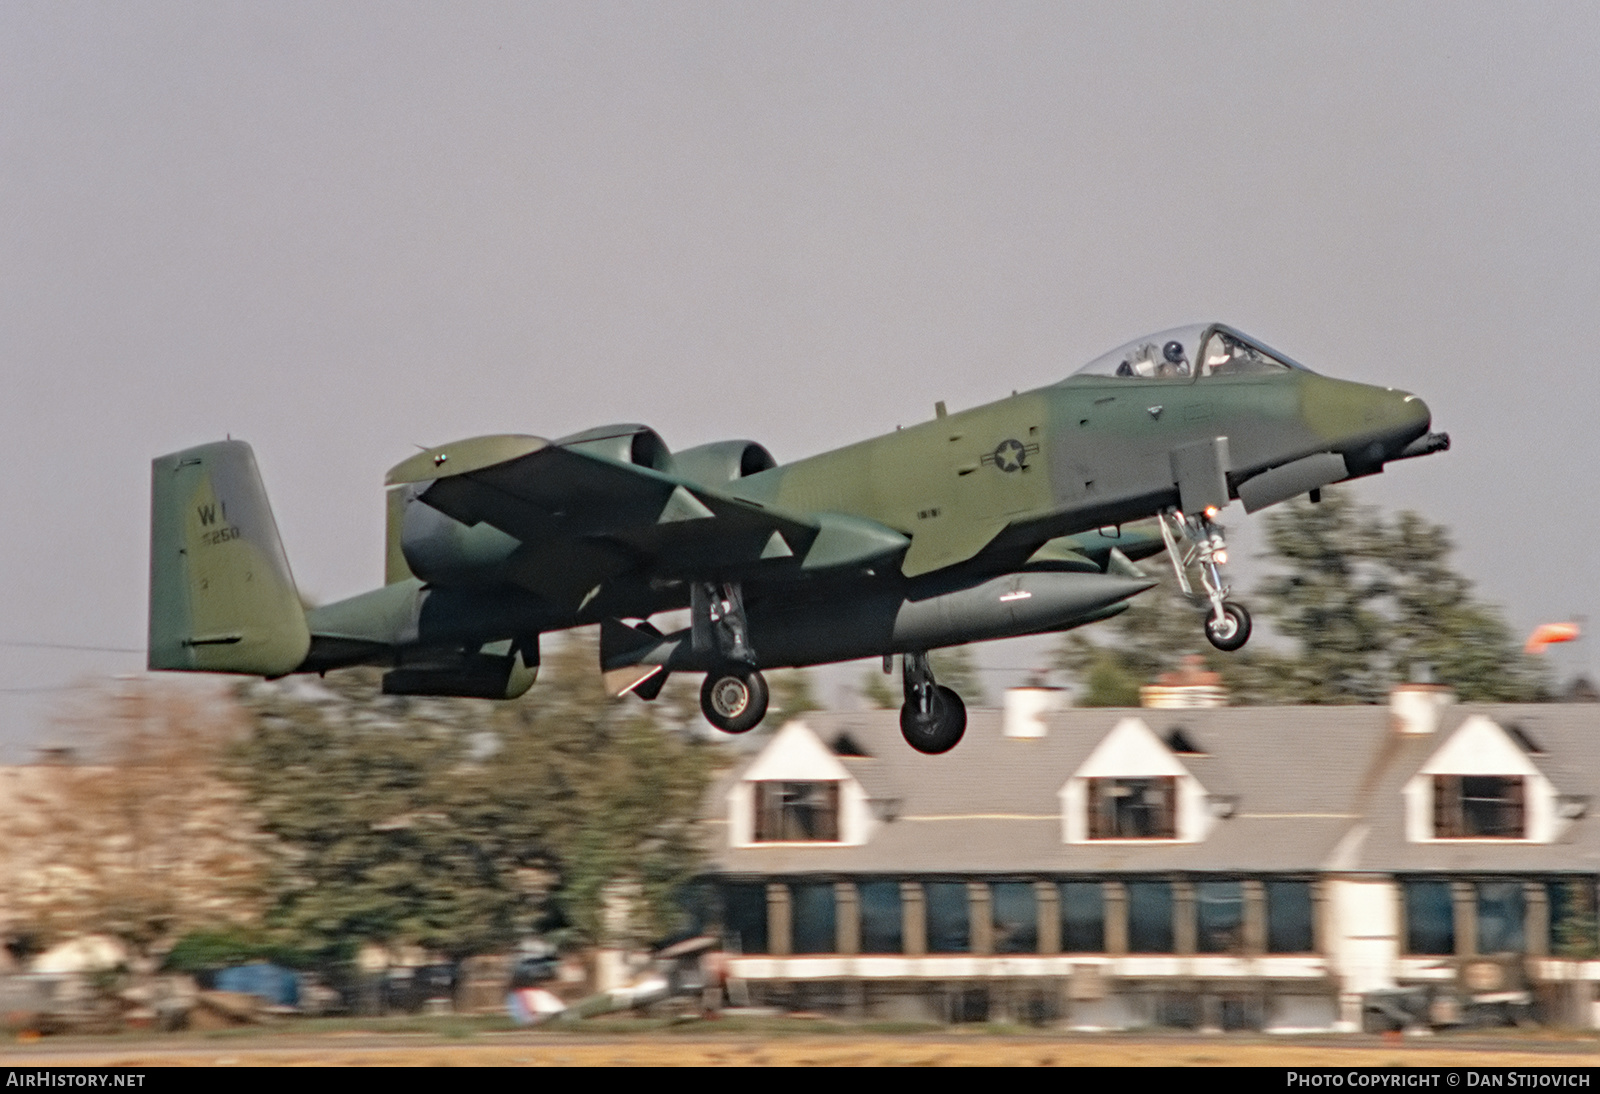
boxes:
[4,3,1598,755]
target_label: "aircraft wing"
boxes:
[386,434,908,579]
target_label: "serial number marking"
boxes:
[199,525,242,547]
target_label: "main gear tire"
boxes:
[900,685,967,755]
[1205,602,1252,652]
[701,667,769,734]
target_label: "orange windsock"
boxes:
[1525,622,1581,654]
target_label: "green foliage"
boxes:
[1057,494,1547,705]
[858,664,897,709]
[164,928,310,973]
[1253,492,1391,703]
[765,668,823,729]
[1257,492,1545,703]
[1551,880,1599,959]
[1075,650,1144,707]
[1055,555,1208,702]
[930,646,986,706]
[228,630,712,962]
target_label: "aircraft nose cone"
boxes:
[1351,388,1434,471]
[1396,391,1431,432]
[1382,388,1433,447]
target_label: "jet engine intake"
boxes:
[670,440,778,487]
[554,424,672,471]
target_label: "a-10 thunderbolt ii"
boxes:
[149,323,1448,754]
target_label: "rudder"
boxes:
[148,440,310,676]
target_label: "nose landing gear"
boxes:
[1159,506,1253,652]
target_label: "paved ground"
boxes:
[4,1028,1599,1067]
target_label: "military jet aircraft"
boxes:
[149,323,1447,754]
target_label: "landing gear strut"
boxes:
[1158,506,1253,652]
[898,652,966,755]
[693,581,770,734]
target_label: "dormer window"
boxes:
[754,781,840,842]
[1434,775,1525,839]
[1088,777,1177,839]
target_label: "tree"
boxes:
[228,629,713,962]
[930,646,987,706]
[1055,560,1209,706]
[1371,510,1545,701]
[1257,492,1545,702]
[858,662,897,709]
[1056,492,1547,705]
[1,680,271,962]
[1252,491,1393,703]
[765,668,822,729]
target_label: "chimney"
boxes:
[1389,683,1455,735]
[1140,655,1227,709]
[1004,685,1064,738]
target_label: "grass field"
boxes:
[5,1017,1599,1067]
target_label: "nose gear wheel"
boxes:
[1159,506,1253,652]
[1204,601,1252,652]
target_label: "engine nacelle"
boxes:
[397,487,521,584]
[553,423,672,471]
[669,440,777,488]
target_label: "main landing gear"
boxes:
[694,581,770,735]
[1158,506,1253,652]
[700,665,769,734]
[899,651,967,755]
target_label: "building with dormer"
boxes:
[695,686,1600,1031]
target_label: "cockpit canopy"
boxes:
[1071,324,1312,381]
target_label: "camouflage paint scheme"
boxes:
[149,323,1444,715]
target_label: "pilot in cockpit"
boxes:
[1117,339,1191,378]
[1160,340,1190,377]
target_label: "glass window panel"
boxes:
[1059,881,1105,953]
[1198,328,1294,377]
[1089,778,1177,839]
[723,883,768,955]
[790,882,837,955]
[1476,881,1525,955]
[925,881,971,954]
[1195,880,1245,954]
[1403,880,1454,956]
[990,882,1038,954]
[1434,776,1525,839]
[1462,777,1524,838]
[1126,880,1174,953]
[857,881,904,954]
[754,781,840,842]
[1266,880,1315,953]
[1071,325,1206,380]
[1548,878,1599,958]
